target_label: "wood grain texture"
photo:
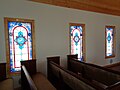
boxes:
[30,0,120,16]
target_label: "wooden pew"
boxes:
[21,60,56,90]
[21,65,37,90]
[67,55,120,90]
[67,54,78,70]
[104,62,120,72]
[47,56,60,81]
[21,59,37,90]
[47,56,101,90]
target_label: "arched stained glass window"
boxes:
[105,26,115,58]
[4,17,36,74]
[70,23,85,61]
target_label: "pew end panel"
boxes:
[67,54,78,70]
[47,56,60,65]
[21,59,37,76]
[47,56,60,88]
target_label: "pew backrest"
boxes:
[21,59,36,76]
[68,58,120,90]
[60,68,96,90]
[48,60,100,90]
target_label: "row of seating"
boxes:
[67,54,120,90]
[21,59,56,90]
[104,61,120,72]
[47,56,101,90]
[1,54,119,90]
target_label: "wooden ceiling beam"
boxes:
[30,0,120,16]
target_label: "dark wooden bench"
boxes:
[47,56,101,90]
[104,62,120,72]
[21,60,56,90]
[67,54,120,90]
[0,63,14,90]
[21,65,37,90]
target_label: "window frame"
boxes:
[4,17,36,76]
[69,23,86,61]
[105,25,116,59]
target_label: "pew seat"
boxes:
[32,72,56,90]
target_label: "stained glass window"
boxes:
[4,18,36,74]
[105,26,115,58]
[70,23,85,61]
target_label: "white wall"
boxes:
[1,0,120,78]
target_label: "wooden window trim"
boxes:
[105,26,116,59]
[69,23,86,62]
[4,17,36,76]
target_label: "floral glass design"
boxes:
[106,27,115,57]
[8,22,32,72]
[70,25,83,60]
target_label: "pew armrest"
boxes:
[21,65,37,90]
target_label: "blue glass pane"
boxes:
[106,27,114,56]
[8,22,33,72]
[70,25,83,60]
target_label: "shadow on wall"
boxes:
[36,59,47,76]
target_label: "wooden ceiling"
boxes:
[30,0,120,16]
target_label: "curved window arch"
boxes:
[4,17,36,75]
[70,23,85,61]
